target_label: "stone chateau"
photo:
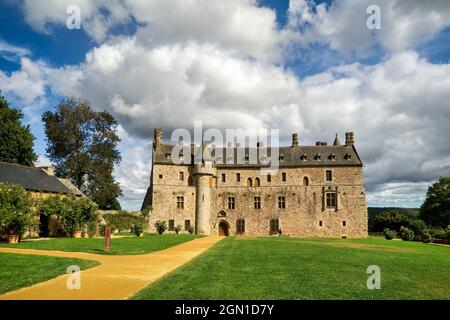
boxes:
[142,129,368,238]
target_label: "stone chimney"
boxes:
[39,166,55,176]
[292,133,299,147]
[345,132,355,146]
[154,128,163,150]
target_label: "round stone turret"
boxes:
[193,161,214,235]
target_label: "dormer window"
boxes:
[279,155,285,162]
[260,155,269,164]
[315,153,322,161]
[329,153,336,161]
[344,153,353,160]
[300,154,308,161]
[165,153,171,159]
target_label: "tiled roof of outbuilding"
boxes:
[0,162,73,194]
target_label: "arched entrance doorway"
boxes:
[218,221,229,236]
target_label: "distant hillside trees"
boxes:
[42,97,122,210]
[371,210,409,232]
[420,177,450,228]
[0,93,37,166]
[369,177,450,242]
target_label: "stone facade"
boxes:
[142,130,368,238]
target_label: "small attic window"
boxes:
[344,153,353,160]
[329,153,336,161]
[245,156,250,163]
[165,153,171,159]
[279,155,285,162]
[260,155,269,164]
[315,153,322,161]
[300,154,308,161]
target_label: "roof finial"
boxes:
[333,133,342,146]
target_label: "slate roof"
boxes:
[153,143,363,167]
[0,162,73,194]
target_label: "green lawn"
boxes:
[0,252,99,294]
[132,237,450,300]
[0,234,202,255]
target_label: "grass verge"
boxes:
[132,236,450,300]
[0,234,202,255]
[0,252,99,294]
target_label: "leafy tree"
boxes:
[42,97,122,209]
[372,210,409,232]
[0,93,37,166]
[0,184,36,237]
[86,166,122,210]
[420,177,450,228]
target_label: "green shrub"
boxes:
[174,224,182,235]
[103,211,147,233]
[383,228,397,240]
[0,184,36,237]
[188,226,194,234]
[429,227,446,239]
[87,220,99,238]
[39,196,98,237]
[409,219,427,236]
[63,197,98,237]
[141,207,152,219]
[132,224,144,236]
[445,229,450,240]
[399,226,414,241]
[99,224,116,237]
[422,229,432,243]
[155,220,167,235]
[99,224,106,237]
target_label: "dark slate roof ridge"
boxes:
[153,143,363,166]
[0,161,72,194]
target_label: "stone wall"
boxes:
[148,164,196,233]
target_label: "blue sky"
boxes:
[1,0,449,210]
